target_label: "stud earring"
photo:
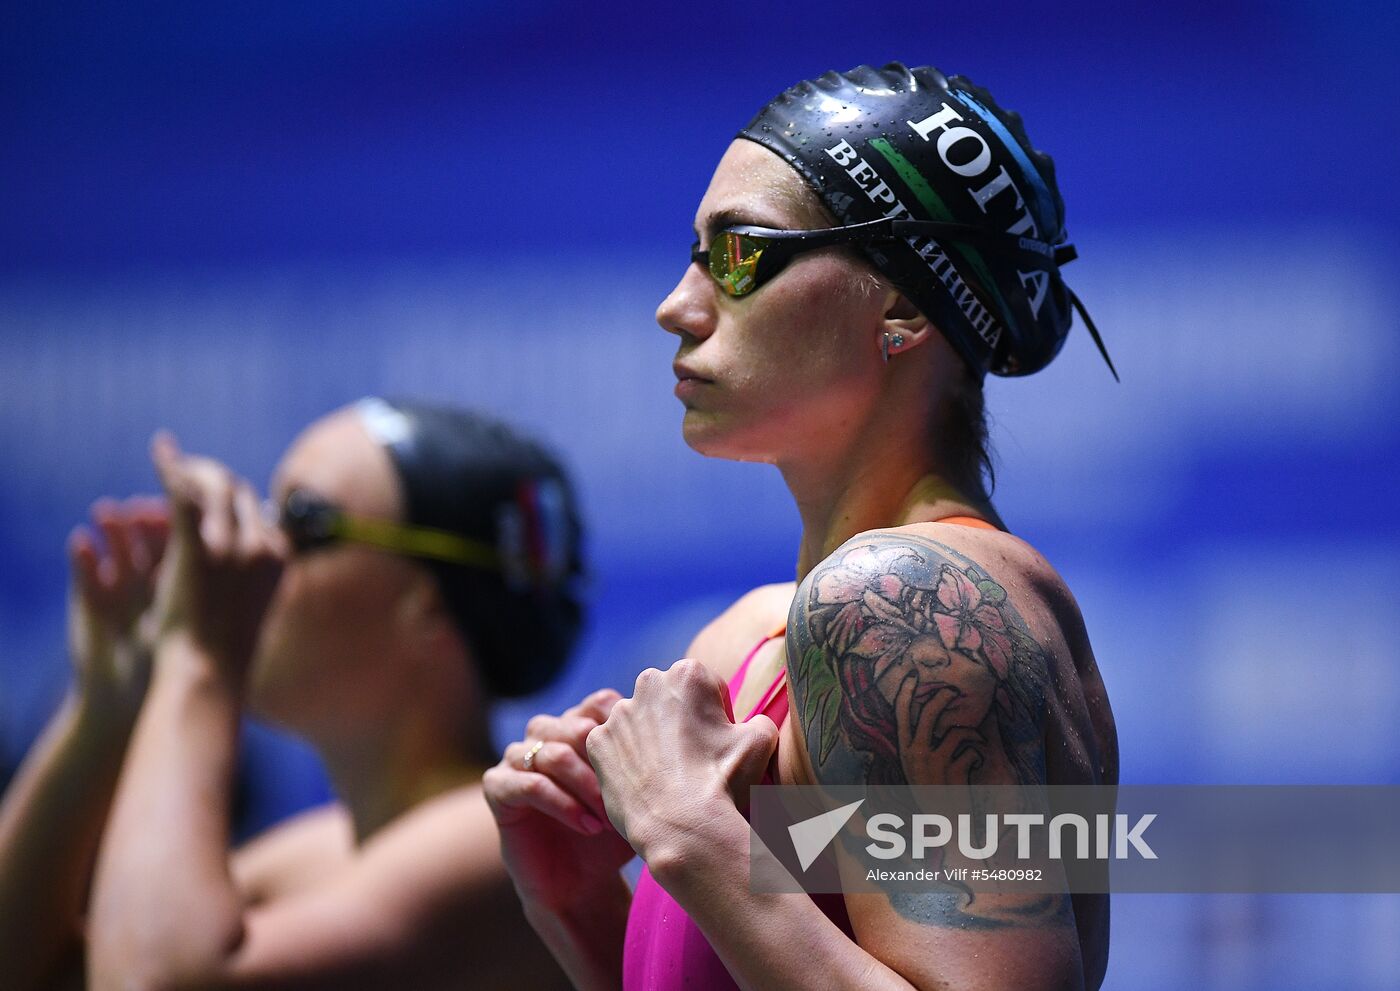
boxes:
[882,332,906,363]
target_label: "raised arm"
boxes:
[86,439,282,990]
[0,499,166,991]
[87,439,568,991]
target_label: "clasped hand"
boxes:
[485,659,779,910]
[148,432,285,682]
[586,658,778,866]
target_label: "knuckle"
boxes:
[524,715,551,739]
[673,657,705,682]
[592,687,622,706]
[574,688,619,718]
[567,715,599,740]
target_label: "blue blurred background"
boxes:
[3,2,1398,987]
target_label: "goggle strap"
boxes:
[334,515,502,569]
[884,219,1068,266]
[724,218,1074,270]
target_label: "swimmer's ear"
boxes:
[396,571,459,651]
[880,289,934,357]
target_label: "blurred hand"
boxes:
[148,432,285,683]
[586,658,777,865]
[66,497,170,718]
[483,688,635,913]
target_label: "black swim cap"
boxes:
[357,398,586,698]
[739,62,1112,379]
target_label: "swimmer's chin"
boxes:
[680,412,775,464]
[681,410,737,457]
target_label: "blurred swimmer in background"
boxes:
[0,399,584,990]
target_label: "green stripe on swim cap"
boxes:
[868,137,954,220]
[868,136,1015,327]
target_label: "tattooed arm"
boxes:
[787,530,1085,989]
[588,529,1092,991]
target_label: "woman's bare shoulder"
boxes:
[886,521,1076,608]
[352,783,508,894]
[686,581,796,680]
[233,785,510,912]
[219,785,551,986]
[231,803,354,904]
[795,521,1086,660]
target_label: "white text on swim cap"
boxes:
[824,139,1002,349]
[907,103,1050,318]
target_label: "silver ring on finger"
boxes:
[521,739,545,772]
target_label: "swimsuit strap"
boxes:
[747,626,789,724]
[729,628,776,697]
[728,625,788,722]
[754,666,790,727]
[934,515,999,531]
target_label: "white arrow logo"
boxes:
[788,799,865,871]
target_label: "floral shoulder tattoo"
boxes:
[788,533,1049,789]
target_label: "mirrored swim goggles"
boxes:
[688,216,1116,380]
[690,216,1078,298]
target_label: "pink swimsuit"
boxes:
[621,628,854,990]
[621,518,998,988]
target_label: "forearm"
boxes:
[649,805,914,991]
[0,693,136,991]
[521,873,632,991]
[88,637,246,991]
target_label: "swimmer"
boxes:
[2,400,583,990]
[486,63,1119,991]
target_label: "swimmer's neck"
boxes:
[781,437,1000,582]
[318,702,495,844]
